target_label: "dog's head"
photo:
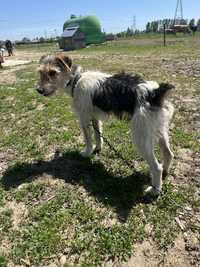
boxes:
[36,54,72,96]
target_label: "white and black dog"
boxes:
[37,54,174,197]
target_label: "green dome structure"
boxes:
[60,15,105,50]
[63,15,105,44]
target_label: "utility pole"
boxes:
[44,30,47,40]
[174,0,183,25]
[132,16,136,33]
[54,29,58,38]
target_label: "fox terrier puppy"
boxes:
[36,54,174,197]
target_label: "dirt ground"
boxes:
[1,47,49,85]
[0,50,42,85]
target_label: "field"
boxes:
[0,35,199,267]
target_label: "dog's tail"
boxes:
[147,83,174,107]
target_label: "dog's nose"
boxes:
[36,85,44,94]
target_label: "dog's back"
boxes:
[77,71,174,120]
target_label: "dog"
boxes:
[36,54,174,197]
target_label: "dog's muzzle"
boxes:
[36,85,45,95]
[36,85,53,96]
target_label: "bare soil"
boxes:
[0,50,43,84]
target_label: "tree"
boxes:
[151,21,159,32]
[189,19,197,35]
[39,37,45,43]
[197,19,200,31]
[22,37,30,43]
[189,19,195,30]
[126,27,133,37]
[146,22,151,33]
[70,14,77,19]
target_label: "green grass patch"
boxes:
[0,209,13,241]
[172,127,199,150]
[14,183,46,203]
[0,253,7,267]
[0,188,5,207]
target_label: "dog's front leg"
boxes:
[92,119,103,153]
[159,135,174,178]
[80,123,94,157]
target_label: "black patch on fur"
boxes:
[92,72,144,119]
[147,83,174,107]
[71,73,81,97]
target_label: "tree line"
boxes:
[145,18,200,33]
[115,18,200,37]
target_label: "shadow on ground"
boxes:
[1,151,150,221]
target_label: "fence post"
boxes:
[164,23,166,46]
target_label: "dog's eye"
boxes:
[49,70,57,78]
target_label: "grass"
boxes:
[0,37,199,266]
[0,209,13,244]
[15,42,58,53]
[0,253,7,267]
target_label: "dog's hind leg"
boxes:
[135,139,163,196]
[159,133,174,178]
[92,119,103,153]
[132,110,163,196]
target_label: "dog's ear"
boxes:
[55,54,72,72]
[39,55,47,64]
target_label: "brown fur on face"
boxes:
[36,54,72,96]
[55,54,72,71]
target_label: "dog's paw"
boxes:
[80,149,93,158]
[144,186,161,196]
[93,146,101,154]
[142,186,161,203]
[162,169,168,179]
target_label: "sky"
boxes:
[1,0,200,40]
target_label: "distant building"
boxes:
[59,15,105,50]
